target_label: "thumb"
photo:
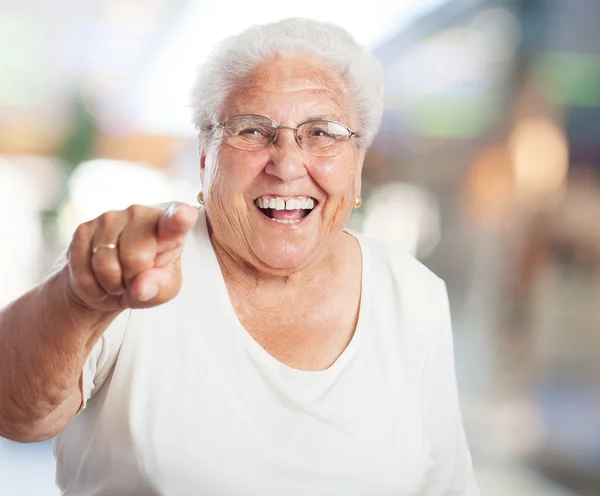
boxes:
[156,202,198,248]
[129,262,182,306]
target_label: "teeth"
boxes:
[255,197,317,210]
[270,218,302,224]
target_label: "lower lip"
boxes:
[254,203,318,226]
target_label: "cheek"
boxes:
[209,148,267,192]
[310,158,358,197]
[315,161,337,177]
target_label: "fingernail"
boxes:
[165,203,179,218]
[138,283,158,302]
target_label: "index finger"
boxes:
[156,202,198,250]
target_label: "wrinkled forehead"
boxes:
[222,55,354,124]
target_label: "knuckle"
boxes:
[98,210,122,228]
[72,222,91,243]
[126,204,147,219]
[70,224,92,250]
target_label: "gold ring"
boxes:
[92,243,118,255]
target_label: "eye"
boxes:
[300,121,348,142]
[310,128,334,138]
[239,127,266,136]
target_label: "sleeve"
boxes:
[77,310,129,412]
[44,253,129,413]
[419,279,480,496]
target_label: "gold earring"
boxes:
[353,195,363,209]
[197,191,204,205]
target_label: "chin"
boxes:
[253,241,319,273]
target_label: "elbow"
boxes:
[0,417,64,443]
[0,427,54,444]
[0,417,50,443]
[0,386,80,443]
[0,405,67,443]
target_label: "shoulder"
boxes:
[356,232,448,342]
[355,233,450,370]
[357,232,445,301]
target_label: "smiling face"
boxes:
[201,55,365,275]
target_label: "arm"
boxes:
[419,280,480,496]
[0,270,119,442]
[0,203,198,443]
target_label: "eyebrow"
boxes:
[226,113,350,126]
[306,114,342,122]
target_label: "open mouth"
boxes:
[254,196,318,224]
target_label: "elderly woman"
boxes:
[0,18,479,495]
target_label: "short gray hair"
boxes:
[190,18,384,150]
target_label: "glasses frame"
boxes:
[208,114,362,157]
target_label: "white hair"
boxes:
[190,18,384,150]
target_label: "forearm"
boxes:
[0,268,119,441]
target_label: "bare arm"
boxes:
[0,270,119,442]
[0,203,198,443]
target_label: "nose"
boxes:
[264,128,308,183]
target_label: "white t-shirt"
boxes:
[53,208,479,495]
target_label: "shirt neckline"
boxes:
[195,207,370,380]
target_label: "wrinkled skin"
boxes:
[201,55,366,280]
[199,55,366,370]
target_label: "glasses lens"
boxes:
[223,115,277,150]
[297,121,351,157]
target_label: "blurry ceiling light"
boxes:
[471,8,522,63]
[462,144,515,226]
[362,182,440,258]
[509,118,569,207]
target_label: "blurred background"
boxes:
[1,0,599,494]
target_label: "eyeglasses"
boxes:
[208,114,362,158]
